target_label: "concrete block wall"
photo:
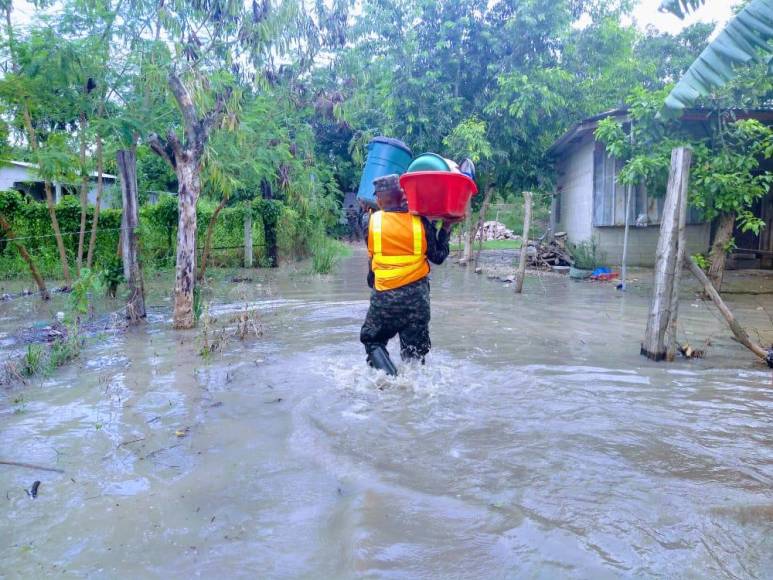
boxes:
[555,134,595,242]
[594,224,710,267]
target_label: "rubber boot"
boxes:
[367,346,398,376]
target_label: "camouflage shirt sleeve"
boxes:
[422,217,450,265]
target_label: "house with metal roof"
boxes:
[0,160,119,208]
[548,109,773,269]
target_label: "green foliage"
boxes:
[47,329,81,372]
[22,344,43,377]
[690,119,773,231]
[691,253,711,271]
[442,118,492,164]
[100,254,124,298]
[662,0,773,110]
[70,267,103,316]
[311,236,350,274]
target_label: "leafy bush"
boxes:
[311,236,350,274]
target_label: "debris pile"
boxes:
[479,221,518,241]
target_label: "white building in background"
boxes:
[548,108,773,269]
[0,160,119,208]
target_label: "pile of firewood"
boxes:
[526,232,573,269]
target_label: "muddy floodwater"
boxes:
[1,250,772,578]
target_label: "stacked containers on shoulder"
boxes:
[400,153,478,220]
[356,137,414,209]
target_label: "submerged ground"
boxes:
[1,250,772,578]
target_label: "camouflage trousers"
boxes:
[360,277,431,361]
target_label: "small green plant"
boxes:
[570,240,601,270]
[13,394,26,414]
[70,268,104,319]
[22,344,43,377]
[692,253,711,271]
[46,330,81,372]
[311,236,350,274]
[193,285,203,324]
[101,255,124,298]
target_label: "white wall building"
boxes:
[0,160,119,208]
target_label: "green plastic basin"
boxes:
[407,153,451,172]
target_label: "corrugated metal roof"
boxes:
[1,160,117,180]
[548,107,773,157]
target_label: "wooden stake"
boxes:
[118,149,146,323]
[685,256,768,362]
[473,184,494,272]
[642,147,691,361]
[514,191,533,294]
[666,150,692,361]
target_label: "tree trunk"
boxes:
[22,107,70,286]
[117,149,146,323]
[642,147,692,361]
[77,110,88,275]
[514,191,533,294]
[147,72,231,329]
[86,134,104,269]
[262,180,278,267]
[198,196,227,281]
[3,0,66,289]
[0,214,49,300]
[707,212,735,292]
[686,256,768,362]
[473,184,494,272]
[243,207,253,268]
[173,162,200,328]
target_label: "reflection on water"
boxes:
[1,251,772,578]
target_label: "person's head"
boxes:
[373,174,404,210]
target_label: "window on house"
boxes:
[594,141,706,227]
[554,189,562,224]
[595,144,642,226]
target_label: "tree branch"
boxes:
[148,133,176,169]
[168,72,199,148]
[196,86,232,155]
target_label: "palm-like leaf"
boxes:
[663,0,773,110]
[659,0,707,19]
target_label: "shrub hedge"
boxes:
[0,190,319,279]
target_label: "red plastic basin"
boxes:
[399,171,478,220]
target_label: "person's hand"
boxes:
[442,218,461,230]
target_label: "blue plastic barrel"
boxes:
[356,137,413,208]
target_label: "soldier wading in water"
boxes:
[360,174,454,376]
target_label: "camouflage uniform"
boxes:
[360,212,450,361]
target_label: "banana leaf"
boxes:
[659,0,773,110]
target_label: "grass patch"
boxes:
[311,237,351,274]
[450,239,523,251]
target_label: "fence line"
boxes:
[0,226,128,244]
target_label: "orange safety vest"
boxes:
[368,211,429,291]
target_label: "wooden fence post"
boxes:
[666,155,691,361]
[514,191,533,294]
[641,147,691,360]
[244,207,253,268]
[117,149,146,323]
